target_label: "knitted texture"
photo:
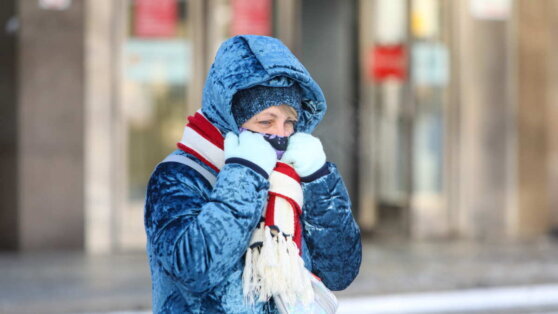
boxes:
[232,84,302,127]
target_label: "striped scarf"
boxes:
[177,111,314,306]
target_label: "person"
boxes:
[144,35,361,313]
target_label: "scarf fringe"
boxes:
[243,225,314,306]
[179,112,313,306]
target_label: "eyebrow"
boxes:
[258,112,297,120]
[259,113,278,119]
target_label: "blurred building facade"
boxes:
[1,0,557,252]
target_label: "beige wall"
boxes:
[512,0,552,237]
[18,0,85,250]
[546,0,558,229]
[84,0,121,253]
[415,0,557,240]
[449,0,557,240]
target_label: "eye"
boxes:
[258,120,272,126]
[286,119,297,126]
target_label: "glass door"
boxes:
[119,0,193,250]
[358,0,450,238]
[408,0,450,237]
[359,0,412,236]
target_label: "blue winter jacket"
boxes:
[144,35,362,313]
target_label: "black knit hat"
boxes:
[231,84,302,127]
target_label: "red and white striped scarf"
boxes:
[177,111,314,306]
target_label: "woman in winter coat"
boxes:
[144,35,361,313]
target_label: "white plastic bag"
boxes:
[274,273,338,314]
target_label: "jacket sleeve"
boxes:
[301,162,362,291]
[144,161,269,294]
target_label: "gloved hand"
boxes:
[224,132,277,176]
[281,133,326,178]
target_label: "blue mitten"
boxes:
[281,133,326,178]
[224,132,277,176]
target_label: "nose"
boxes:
[276,126,288,137]
[275,123,293,137]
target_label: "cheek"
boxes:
[285,128,294,137]
[285,124,295,136]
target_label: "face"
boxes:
[241,105,298,137]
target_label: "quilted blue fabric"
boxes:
[144,35,362,313]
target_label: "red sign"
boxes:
[369,45,407,82]
[134,0,177,38]
[231,0,272,36]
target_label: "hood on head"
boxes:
[200,35,327,134]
